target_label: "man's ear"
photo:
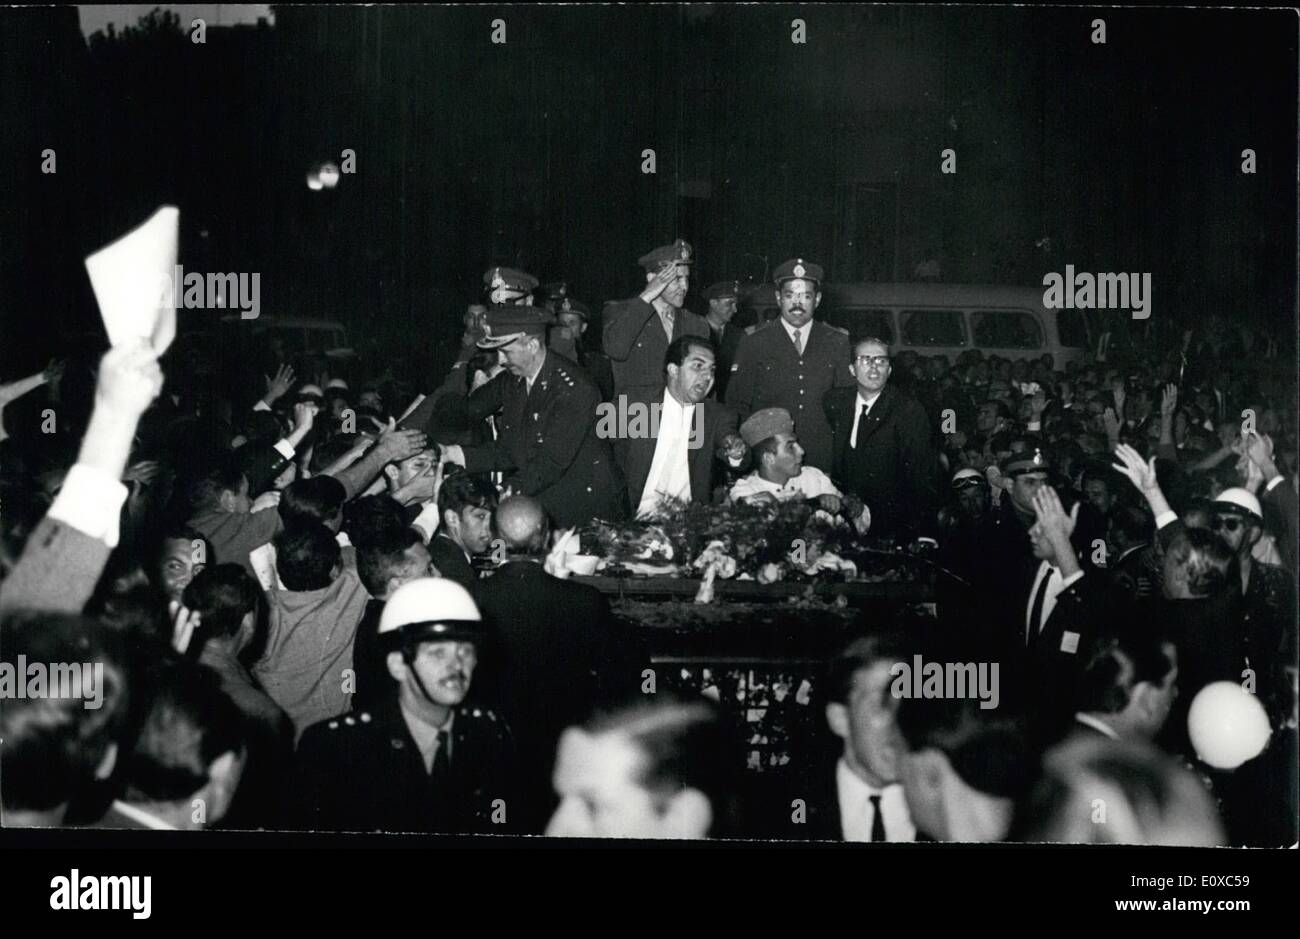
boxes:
[94,743,118,781]
[663,787,713,839]
[382,464,398,483]
[1245,524,1263,549]
[1129,681,1159,723]
[385,650,408,683]
[825,702,850,740]
[646,271,656,285]
[814,290,823,311]
[203,750,243,825]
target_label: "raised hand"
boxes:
[95,339,163,419]
[265,363,296,403]
[1160,383,1178,419]
[377,420,428,463]
[639,263,678,304]
[168,601,201,655]
[1031,485,1078,543]
[1111,443,1159,493]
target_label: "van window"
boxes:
[825,307,895,343]
[971,310,1043,349]
[1055,308,1088,348]
[900,309,966,347]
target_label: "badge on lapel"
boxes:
[1060,631,1080,654]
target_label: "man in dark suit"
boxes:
[292,578,517,834]
[702,280,743,399]
[726,258,855,473]
[438,306,625,529]
[603,239,711,401]
[1014,485,1114,743]
[784,632,920,842]
[473,496,645,833]
[826,335,940,541]
[614,335,747,517]
[427,469,497,594]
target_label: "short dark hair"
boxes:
[664,335,715,375]
[0,611,129,813]
[851,335,892,359]
[183,453,247,515]
[826,630,913,705]
[274,522,340,591]
[122,660,246,804]
[1168,527,1235,597]
[343,495,409,550]
[896,691,1035,800]
[280,476,347,528]
[357,526,424,597]
[752,436,780,466]
[585,694,741,837]
[437,470,498,521]
[182,564,262,652]
[309,434,362,474]
[1077,632,1176,714]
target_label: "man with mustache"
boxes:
[603,239,711,401]
[726,258,855,472]
[292,578,516,834]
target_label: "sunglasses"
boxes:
[1212,515,1250,533]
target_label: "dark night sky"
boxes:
[0,4,1295,377]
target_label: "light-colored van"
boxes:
[740,282,1093,367]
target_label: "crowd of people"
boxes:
[0,238,1295,844]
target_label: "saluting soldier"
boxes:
[291,578,517,834]
[603,238,710,400]
[726,258,854,473]
[702,280,743,398]
[438,306,625,528]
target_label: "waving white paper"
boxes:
[84,205,179,355]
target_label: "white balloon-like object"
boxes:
[1187,681,1271,770]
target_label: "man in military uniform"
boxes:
[702,279,742,398]
[555,296,615,403]
[603,238,710,401]
[483,266,578,362]
[726,258,855,472]
[438,306,625,527]
[291,578,517,834]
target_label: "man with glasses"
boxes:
[826,335,939,541]
[726,258,854,473]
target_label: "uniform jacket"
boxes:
[291,695,518,834]
[725,318,855,472]
[826,383,940,540]
[460,351,625,527]
[614,388,742,513]
[602,297,711,399]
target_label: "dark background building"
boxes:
[1,5,1294,380]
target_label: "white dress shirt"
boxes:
[1025,560,1085,641]
[636,390,696,518]
[836,759,916,842]
[730,465,840,503]
[1073,713,1120,739]
[848,390,882,449]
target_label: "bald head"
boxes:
[495,495,549,554]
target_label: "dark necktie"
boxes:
[869,794,886,842]
[431,728,451,781]
[853,403,869,449]
[1027,568,1053,646]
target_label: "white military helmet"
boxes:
[1213,487,1263,521]
[378,577,483,647]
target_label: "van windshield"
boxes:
[825,307,895,343]
[900,309,966,347]
[971,310,1042,349]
